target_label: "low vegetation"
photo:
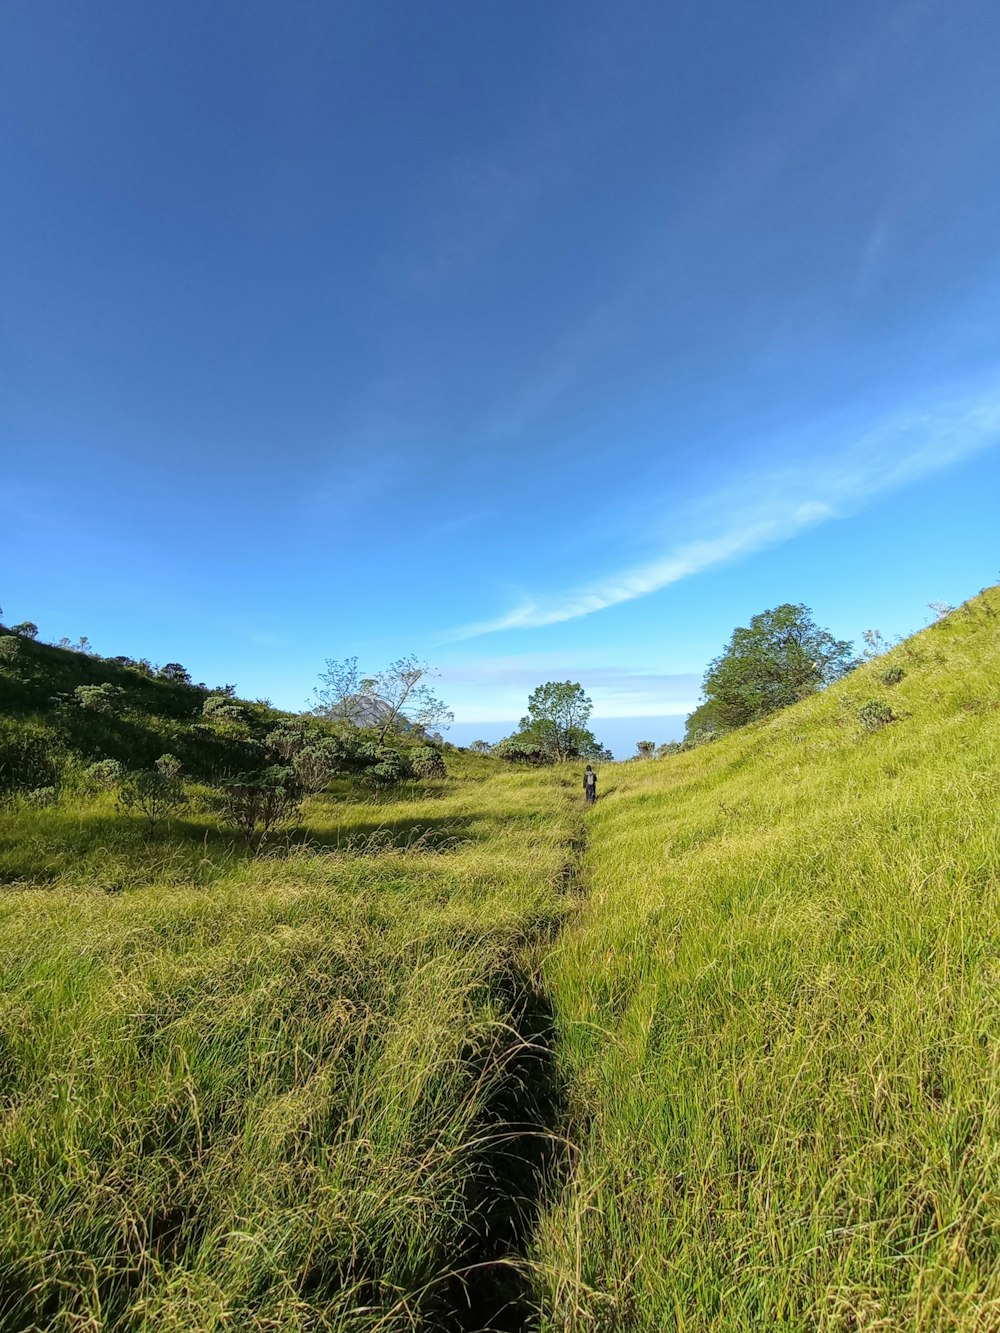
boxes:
[0,754,580,1331]
[1,589,998,1329]
[537,588,1000,1329]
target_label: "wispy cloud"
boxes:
[447,386,1000,639]
[438,653,702,721]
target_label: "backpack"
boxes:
[585,771,596,788]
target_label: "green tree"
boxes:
[512,681,605,762]
[635,740,655,759]
[157,662,192,684]
[700,603,854,731]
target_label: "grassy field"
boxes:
[0,759,580,1332]
[3,590,1000,1331]
[537,589,1000,1330]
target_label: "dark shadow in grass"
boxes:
[0,807,249,887]
[430,964,570,1333]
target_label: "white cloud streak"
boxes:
[447,388,1000,639]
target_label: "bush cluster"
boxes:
[858,698,896,733]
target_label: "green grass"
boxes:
[4,593,1000,1330]
[536,590,1000,1330]
[0,762,580,1332]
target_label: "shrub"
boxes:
[0,636,20,665]
[24,786,58,808]
[0,729,61,798]
[12,622,38,639]
[118,764,187,832]
[74,683,126,715]
[880,666,905,687]
[357,744,412,793]
[493,737,550,766]
[84,759,123,791]
[291,739,343,795]
[858,699,896,733]
[410,746,446,779]
[155,753,182,780]
[266,719,318,761]
[682,726,718,751]
[214,766,301,845]
[636,741,656,759]
[203,695,247,724]
[469,740,492,755]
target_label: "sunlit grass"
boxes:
[0,762,578,1332]
[536,590,1000,1330]
[4,594,999,1330]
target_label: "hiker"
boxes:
[583,764,597,804]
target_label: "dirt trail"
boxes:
[431,787,587,1333]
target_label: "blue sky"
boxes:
[2,0,998,755]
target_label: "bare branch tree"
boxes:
[312,656,363,723]
[370,657,453,742]
[312,654,452,742]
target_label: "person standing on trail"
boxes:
[583,764,597,805]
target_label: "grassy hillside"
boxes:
[3,591,999,1331]
[537,589,1000,1330]
[0,762,580,1332]
[0,631,289,789]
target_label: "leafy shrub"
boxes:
[203,694,247,724]
[858,699,896,733]
[880,666,905,687]
[118,762,187,832]
[266,719,318,761]
[0,636,20,665]
[469,740,492,754]
[155,753,182,780]
[292,739,343,795]
[493,737,549,766]
[636,741,656,759]
[12,622,38,639]
[84,759,124,791]
[682,726,719,751]
[410,746,446,779]
[74,683,126,715]
[214,766,301,845]
[357,744,412,792]
[24,786,58,808]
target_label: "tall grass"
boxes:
[0,764,578,1331]
[536,590,1000,1330]
[5,594,999,1330]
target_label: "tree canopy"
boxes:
[496,680,607,763]
[696,603,854,733]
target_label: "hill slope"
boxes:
[0,630,288,788]
[538,588,1000,1330]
